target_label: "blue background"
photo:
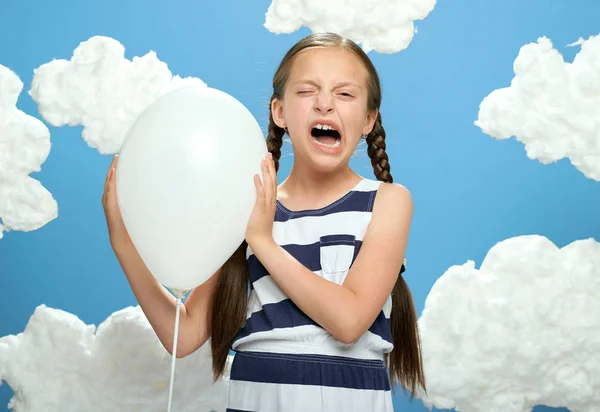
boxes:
[1,0,599,411]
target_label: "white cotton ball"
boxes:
[416,235,600,412]
[29,36,207,155]
[0,304,231,412]
[475,34,600,181]
[0,305,98,411]
[264,0,436,54]
[0,64,57,238]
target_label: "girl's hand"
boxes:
[245,152,277,250]
[102,155,132,251]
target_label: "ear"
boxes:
[363,108,378,135]
[270,97,286,129]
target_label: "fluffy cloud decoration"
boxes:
[29,35,207,154]
[475,34,600,181]
[264,0,436,54]
[0,304,231,412]
[416,235,600,412]
[0,64,57,239]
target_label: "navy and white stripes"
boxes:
[231,178,394,359]
[226,351,394,411]
[226,178,396,412]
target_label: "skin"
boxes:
[272,46,380,210]
[103,155,218,358]
[102,45,413,356]
[246,47,413,344]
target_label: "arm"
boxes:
[251,183,412,344]
[103,155,219,358]
[114,244,221,358]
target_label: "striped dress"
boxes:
[226,177,400,412]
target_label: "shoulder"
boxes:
[372,181,413,214]
[367,181,413,237]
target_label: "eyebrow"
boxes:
[292,80,360,89]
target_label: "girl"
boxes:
[102,32,425,411]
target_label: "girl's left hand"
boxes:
[245,152,277,249]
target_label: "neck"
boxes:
[279,161,362,204]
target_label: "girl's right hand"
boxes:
[102,154,131,251]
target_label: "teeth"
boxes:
[314,123,335,131]
[312,136,341,148]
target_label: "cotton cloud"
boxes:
[475,34,600,181]
[29,36,207,154]
[0,64,57,239]
[264,0,436,54]
[416,235,600,412]
[0,304,231,412]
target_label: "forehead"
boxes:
[288,46,368,86]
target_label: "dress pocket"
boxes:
[319,234,356,284]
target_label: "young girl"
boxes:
[102,32,425,411]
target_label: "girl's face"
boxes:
[271,46,378,173]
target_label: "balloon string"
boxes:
[166,288,189,412]
[167,296,183,412]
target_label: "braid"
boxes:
[267,97,285,173]
[366,113,425,395]
[209,97,284,381]
[365,113,392,183]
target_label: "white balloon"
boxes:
[116,86,267,291]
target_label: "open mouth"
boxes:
[311,123,341,148]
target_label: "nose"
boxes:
[314,91,334,114]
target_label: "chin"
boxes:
[307,151,348,174]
